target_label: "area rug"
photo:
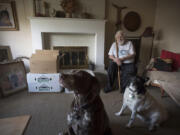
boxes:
[0,115,31,135]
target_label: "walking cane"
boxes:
[116,41,121,91]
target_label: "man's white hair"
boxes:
[115,30,125,40]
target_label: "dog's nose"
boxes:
[59,74,65,84]
[59,74,65,85]
[60,74,65,79]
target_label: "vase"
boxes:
[65,13,72,18]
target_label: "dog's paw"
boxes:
[155,123,160,127]
[58,132,68,135]
[58,132,64,135]
[115,112,122,116]
[148,127,154,132]
[84,111,91,121]
[126,123,133,128]
[67,114,72,124]
[148,125,156,132]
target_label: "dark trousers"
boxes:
[105,61,136,93]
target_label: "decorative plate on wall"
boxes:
[123,11,141,32]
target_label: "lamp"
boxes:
[142,27,154,37]
[142,27,154,59]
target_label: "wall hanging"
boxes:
[0,1,19,31]
[123,11,141,32]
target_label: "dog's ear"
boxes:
[137,84,147,94]
[138,76,149,84]
[141,77,149,85]
[71,69,78,74]
[136,76,147,94]
[144,77,149,82]
[127,75,134,87]
[75,70,90,78]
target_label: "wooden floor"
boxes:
[0,115,30,135]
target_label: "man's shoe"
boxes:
[104,87,112,93]
[120,90,124,93]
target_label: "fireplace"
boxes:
[53,46,88,69]
[29,17,106,71]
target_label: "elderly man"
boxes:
[104,30,136,93]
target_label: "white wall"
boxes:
[153,0,180,56]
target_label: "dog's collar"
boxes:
[129,87,136,93]
[128,87,137,99]
[81,95,98,110]
[74,92,98,110]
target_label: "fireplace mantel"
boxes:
[29,17,106,70]
[29,17,106,22]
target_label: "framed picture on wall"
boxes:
[0,61,27,97]
[0,46,13,62]
[0,1,19,31]
[33,0,50,17]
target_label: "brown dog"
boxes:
[59,70,112,135]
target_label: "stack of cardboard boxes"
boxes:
[27,50,62,92]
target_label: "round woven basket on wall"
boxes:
[123,11,141,32]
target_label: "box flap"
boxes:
[35,50,59,56]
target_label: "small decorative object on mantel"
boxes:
[142,27,154,37]
[123,11,141,32]
[80,12,93,19]
[34,0,43,16]
[34,0,50,17]
[86,55,95,70]
[0,1,19,31]
[88,61,95,71]
[56,10,66,18]
[50,9,65,18]
[60,0,76,18]
[44,2,50,17]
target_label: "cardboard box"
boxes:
[35,50,59,56]
[27,73,62,92]
[30,50,59,73]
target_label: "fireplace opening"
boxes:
[53,46,88,69]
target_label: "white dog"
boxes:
[115,76,168,131]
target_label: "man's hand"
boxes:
[114,58,122,66]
